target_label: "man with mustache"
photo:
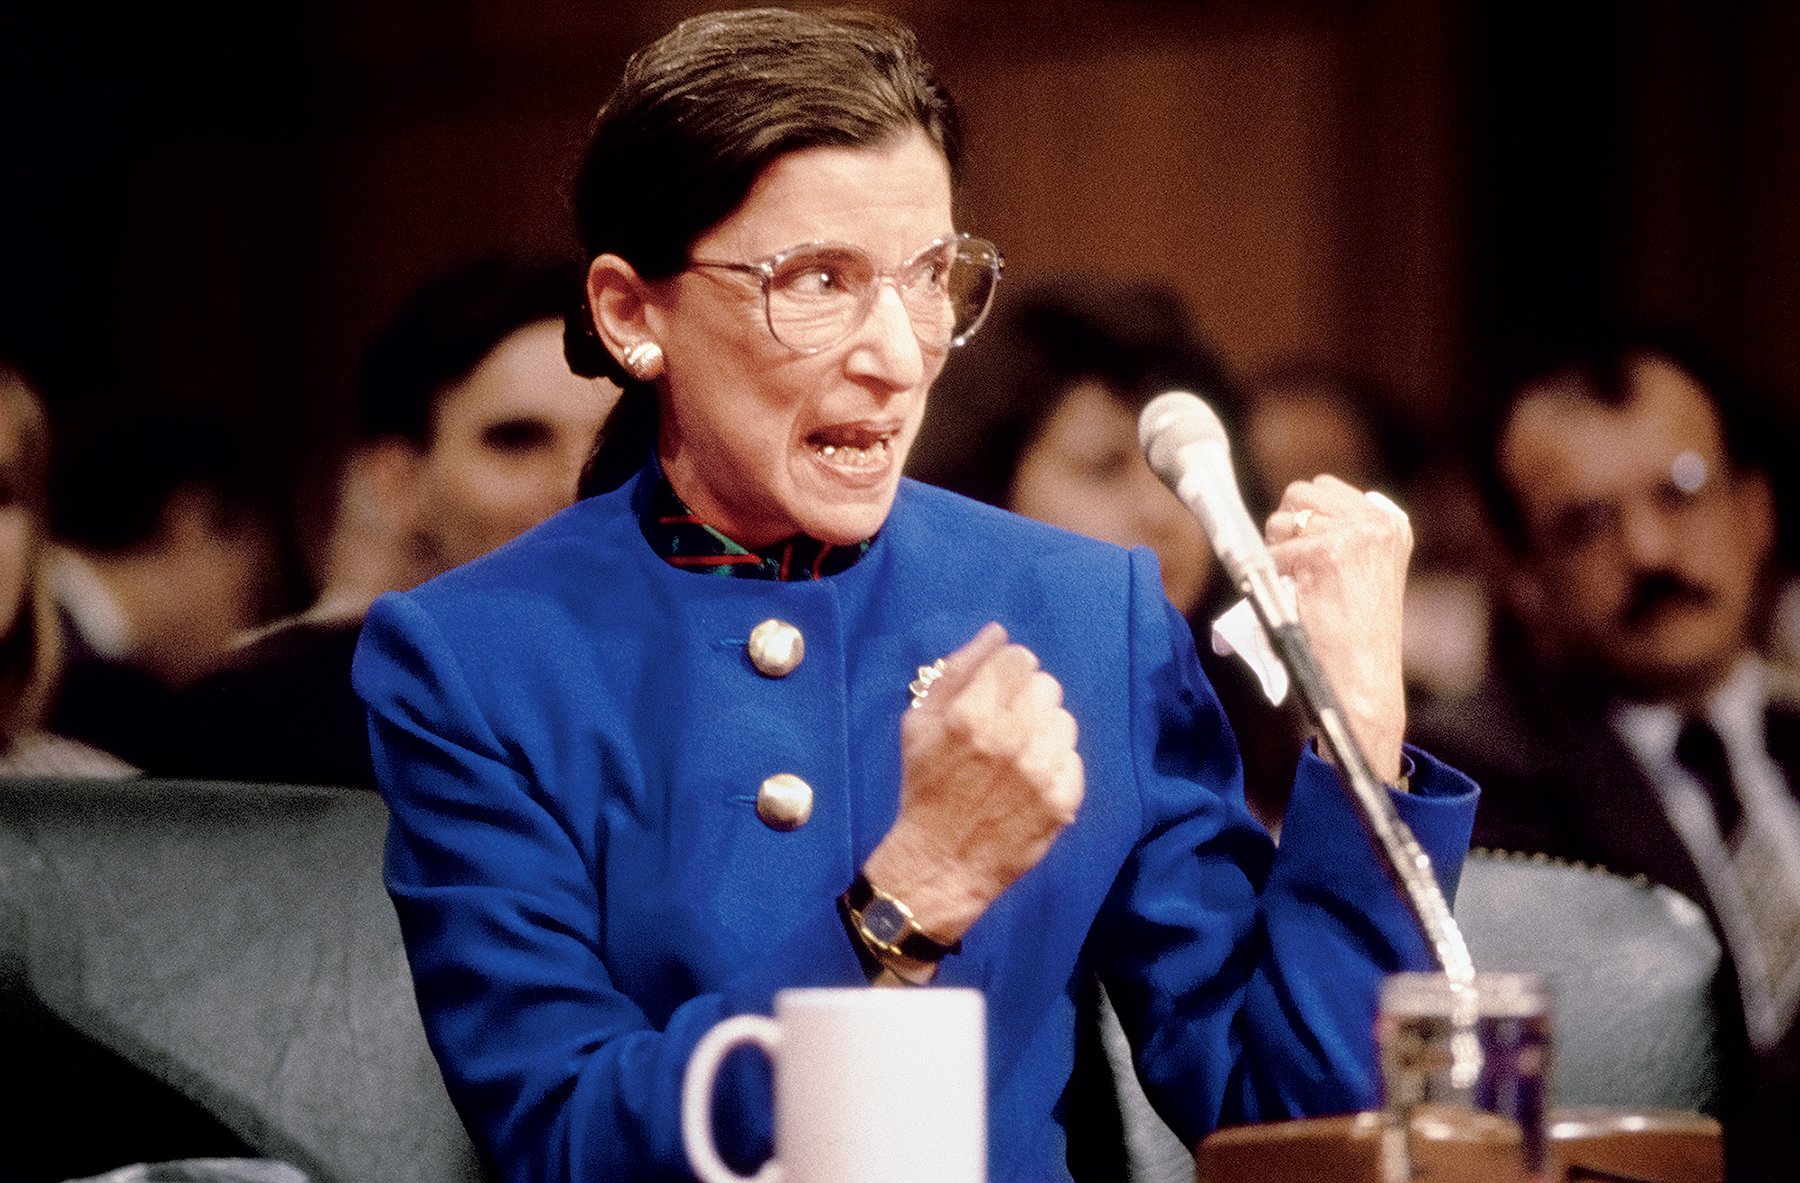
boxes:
[1415,328,1797,1180]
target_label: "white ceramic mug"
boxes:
[681,986,986,1183]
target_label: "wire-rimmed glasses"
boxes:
[686,233,1003,355]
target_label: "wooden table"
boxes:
[1197,1106,1721,1183]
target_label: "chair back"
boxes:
[1453,848,1722,1112]
[0,777,483,1183]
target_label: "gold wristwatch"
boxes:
[841,872,962,970]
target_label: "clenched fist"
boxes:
[863,623,1085,951]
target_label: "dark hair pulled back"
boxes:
[565,6,963,494]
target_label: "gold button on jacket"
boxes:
[755,772,814,831]
[747,619,805,678]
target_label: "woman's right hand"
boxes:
[861,623,1085,949]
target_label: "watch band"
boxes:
[836,888,888,983]
[842,872,963,965]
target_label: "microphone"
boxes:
[1138,391,1296,626]
[1138,389,1475,986]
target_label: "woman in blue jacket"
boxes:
[353,9,1477,1182]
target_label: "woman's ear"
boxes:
[587,254,657,366]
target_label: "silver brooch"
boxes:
[907,659,947,709]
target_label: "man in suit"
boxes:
[47,409,285,767]
[1414,328,1798,1180]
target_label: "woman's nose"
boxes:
[847,283,927,388]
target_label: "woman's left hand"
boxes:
[1265,475,1413,784]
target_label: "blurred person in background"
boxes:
[909,277,1225,615]
[1239,361,1394,510]
[1240,361,1496,705]
[908,277,1303,830]
[152,255,620,789]
[0,373,256,1183]
[46,407,283,768]
[1412,326,1796,1180]
[0,365,135,777]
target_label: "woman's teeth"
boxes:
[817,439,889,468]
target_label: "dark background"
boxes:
[3,0,1797,582]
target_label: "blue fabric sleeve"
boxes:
[1091,552,1478,1147]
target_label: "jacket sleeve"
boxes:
[353,591,868,1183]
[1089,550,1478,1147]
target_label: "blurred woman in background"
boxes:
[0,365,134,777]
[909,279,1226,617]
[910,279,1303,826]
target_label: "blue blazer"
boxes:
[354,468,1477,1183]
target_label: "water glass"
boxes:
[1377,971,1553,1181]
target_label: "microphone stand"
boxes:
[1144,387,1488,1180]
[1137,391,1474,985]
[1240,553,1491,1183]
[1236,562,1475,988]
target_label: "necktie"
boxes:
[1674,715,1739,839]
[1674,709,1800,1045]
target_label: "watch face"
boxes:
[861,898,910,947]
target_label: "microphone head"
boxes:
[1138,390,1231,487]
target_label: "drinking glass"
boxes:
[1377,971,1553,1181]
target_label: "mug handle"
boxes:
[681,1014,782,1183]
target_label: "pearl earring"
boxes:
[622,341,665,381]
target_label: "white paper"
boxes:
[1211,595,1290,706]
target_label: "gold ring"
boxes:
[1293,508,1314,536]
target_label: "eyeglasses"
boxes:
[1540,449,1723,555]
[686,233,1004,355]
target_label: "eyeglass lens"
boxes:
[763,238,1000,353]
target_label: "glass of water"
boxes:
[1377,971,1553,1181]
